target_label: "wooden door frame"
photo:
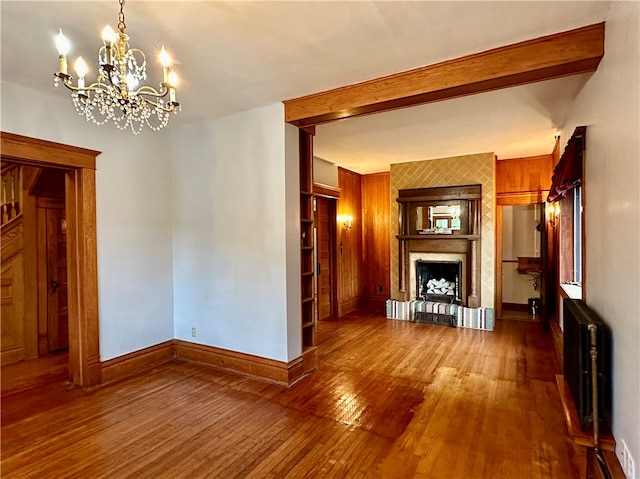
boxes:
[316,196,338,319]
[328,199,338,318]
[313,187,340,319]
[495,194,548,319]
[1,132,102,388]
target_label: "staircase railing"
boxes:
[1,164,21,226]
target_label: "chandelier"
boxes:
[53,0,180,135]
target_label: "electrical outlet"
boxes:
[620,439,636,479]
[620,440,628,474]
[191,327,196,338]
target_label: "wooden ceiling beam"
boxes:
[283,23,604,127]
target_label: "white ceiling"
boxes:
[1,1,611,173]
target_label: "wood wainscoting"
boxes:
[361,172,391,314]
[337,167,363,316]
[1,216,26,365]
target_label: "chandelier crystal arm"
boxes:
[136,84,171,98]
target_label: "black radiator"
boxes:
[562,298,612,431]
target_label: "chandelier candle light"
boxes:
[53,0,180,134]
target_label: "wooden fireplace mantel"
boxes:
[397,185,482,308]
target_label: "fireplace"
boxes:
[409,252,467,305]
[415,260,463,304]
[398,185,481,308]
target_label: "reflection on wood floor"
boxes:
[1,311,579,478]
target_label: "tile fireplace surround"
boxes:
[390,153,495,308]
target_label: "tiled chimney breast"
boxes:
[390,153,495,308]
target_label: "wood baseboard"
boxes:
[1,347,25,367]
[338,297,360,317]
[101,340,175,384]
[502,302,529,312]
[360,296,387,315]
[301,347,318,375]
[174,340,308,386]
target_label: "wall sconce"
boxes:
[547,202,560,227]
[339,215,353,230]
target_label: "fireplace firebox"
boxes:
[416,260,463,304]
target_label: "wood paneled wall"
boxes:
[361,173,390,312]
[337,168,362,316]
[1,216,25,365]
[496,154,554,198]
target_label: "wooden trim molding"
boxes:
[65,168,101,387]
[359,295,388,315]
[101,340,175,384]
[100,340,316,386]
[174,340,309,386]
[1,132,101,387]
[496,192,549,205]
[338,296,360,317]
[313,182,340,199]
[0,132,98,170]
[301,346,317,376]
[284,23,604,127]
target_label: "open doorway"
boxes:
[1,132,101,388]
[499,203,543,321]
[33,168,69,355]
[2,164,70,360]
[315,196,337,320]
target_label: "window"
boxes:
[554,126,586,296]
[572,187,582,285]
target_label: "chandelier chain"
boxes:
[118,0,126,33]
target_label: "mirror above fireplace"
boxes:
[415,203,464,234]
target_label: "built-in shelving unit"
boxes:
[298,130,317,370]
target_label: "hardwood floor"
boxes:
[1,312,580,478]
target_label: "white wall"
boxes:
[171,103,301,362]
[0,81,175,361]
[502,204,541,304]
[313,156,339,187]
[560,2,640,466]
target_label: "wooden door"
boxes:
[37,201,68,353]
[316,197,334,320]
